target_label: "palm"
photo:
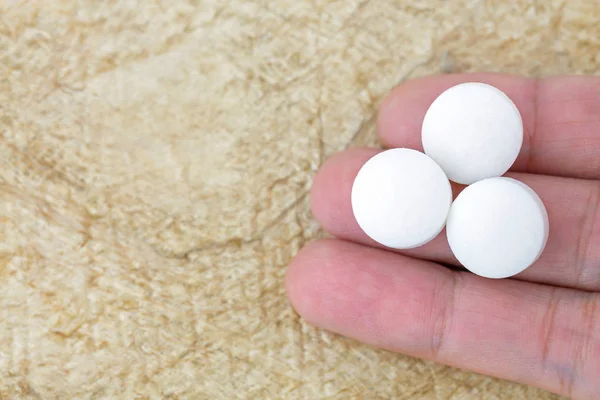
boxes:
[286,74,600,399]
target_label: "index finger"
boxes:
[377,73,600,180]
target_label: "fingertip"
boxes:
[309,146,459,263]
[376,73,535,152]
[310,148,379,236]
[285,238,459,355]
[377,78,432,150]
[285,239,342,325]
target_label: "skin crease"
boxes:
[286,74,600,399]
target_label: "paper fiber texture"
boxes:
[1,1,597,398]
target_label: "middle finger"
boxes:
[311,147,600,291]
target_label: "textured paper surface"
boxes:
[1,1,598,398]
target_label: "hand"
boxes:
[286,74,600,399]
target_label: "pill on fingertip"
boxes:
[422,82,523,185]
[446,177,549,279]
[351,148,452,249]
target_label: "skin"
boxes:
[286,74,600,399]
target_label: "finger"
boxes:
[377,73,600,179]
[287,239,600,399]
[311,148,600,291]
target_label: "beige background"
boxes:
[1,0,598,398]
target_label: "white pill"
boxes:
[351,148,452,249]
[422,82,523,185]
[447,177,549,279]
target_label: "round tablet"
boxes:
[351,148,452,249]
[422,82,523,185]
[447,177,549,279]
